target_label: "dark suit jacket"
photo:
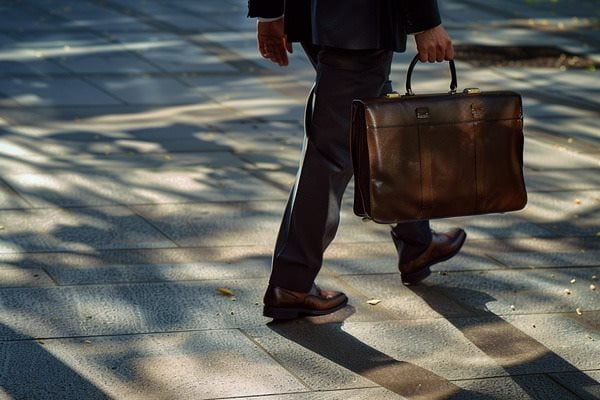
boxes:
[247,0,441,52]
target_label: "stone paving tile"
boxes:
[9,31,113,56]
[339,274,472,320]
[501,314,600,372]
[432,213,557,240]
[452,375,580,400]
[525,168,600,192]
[488,250,600,268]
[210,120,304,154]
[229,388,405,400]
[53,49,161,74]
[550,370,600,400]
[0,59,68,76]
[2,117,235,157]
[0,77,123,107]
[0,330,306,400]
[134,41,238,73]
[87,76,210,106]
[0,266,54,287]
[244,326,378,391]
[38,1,156,33]
[0,279,271,340]
[422,267,600,315]
[443,236,599,253]
[0,147,241,175]
[0,3,65,32]
[44,260,270,286]
[0,180,29,210]
[181,75,306,121]
[132,201,391,248]
[339,320,508,381]
[524,138,600,170]
[324,242,505,275]
[0,206,175,253]
[0,245,274,275]
[4,167,287,207]
[526,116,600,153]
[518,190,600,237]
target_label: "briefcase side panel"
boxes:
[365,124,425,222]
[476,117,528,213]
[350,101,372,218]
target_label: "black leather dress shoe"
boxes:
[263,284,348,320]
[399,228,466,285]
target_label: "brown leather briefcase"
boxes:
[351,55,527,223]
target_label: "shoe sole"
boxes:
[263,299,348,320]
[401,231,467,285]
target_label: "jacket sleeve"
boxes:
[247,0,285,18]
[403,0,442,34]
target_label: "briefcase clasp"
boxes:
[463,88,481,95]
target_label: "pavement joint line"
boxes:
[201,387,386,400]
[238,328,315,392]
[545,372,589,399]
[0,71,249,79]
[0,176,34,208]
[0,326,247,344]
[0,276,267,289]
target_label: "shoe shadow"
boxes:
[267,306,493,399]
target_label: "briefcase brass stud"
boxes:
[385,92,401,98]
[463,88,481,95]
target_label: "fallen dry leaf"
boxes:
[570,278,576,284]
[217,287,235,297]
[592,275,598,281]
[574,198,582,205]
[510,305,516,311]
[576,308,583,315]
[591,284,597,291]
[37,340,45,345]
[84,340,92,345]
[564,288,572,295]
[367,299,382,305]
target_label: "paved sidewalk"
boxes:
[0,0,598,399]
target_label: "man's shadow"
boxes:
[268,306,494,400]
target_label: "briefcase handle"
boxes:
[405,54,458,96]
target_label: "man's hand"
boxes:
[414,25,454,62]
[257,19,293,66]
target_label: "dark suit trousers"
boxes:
[269,44,432,293]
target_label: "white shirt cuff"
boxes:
[258,15,284,22]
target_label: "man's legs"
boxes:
[268,44,431,293]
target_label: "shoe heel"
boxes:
[401,266,431,285]
[263,306,301,320]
